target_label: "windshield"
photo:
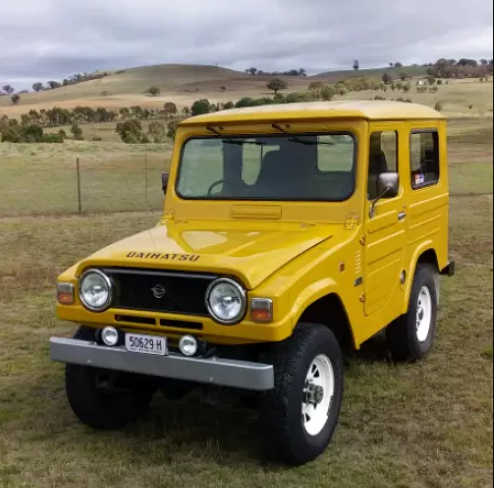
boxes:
[176,133,356,202]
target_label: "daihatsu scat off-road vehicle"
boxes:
[51,101,455,465]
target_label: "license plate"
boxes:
[125,333,167,356]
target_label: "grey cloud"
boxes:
[1,0,493,87]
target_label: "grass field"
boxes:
[0,119,492,487]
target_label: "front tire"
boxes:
[259,323,344,466]
[386,264,439,361]
[65,327,155,430]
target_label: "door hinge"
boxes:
[360,293,366,303]
[359,235,366,246]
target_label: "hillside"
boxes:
[0,63,491,119]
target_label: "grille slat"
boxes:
[105,269,216,317]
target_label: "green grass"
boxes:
[0,141,171,215]
[0,121,492,488]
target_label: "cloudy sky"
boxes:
[1,0,493,88]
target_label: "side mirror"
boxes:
[370,172,400,219]
[377,172,400,199]
[162,173,170,195]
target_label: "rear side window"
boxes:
[410,131,440,189]
[368,131,398,200]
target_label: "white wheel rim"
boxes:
[302,355,335,437]
[416,286,433,343]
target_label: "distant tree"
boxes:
[1,127,21,143]
[382,73,393,85]
[11,94,20,105]
[298,69,307,77]
[248,67,258,76]
[3,85,14,95]
[32,82,44,92]
[391,83,397,92]
[47,81,62,89]
[222,101,235,110]
[434,102,444,112]
[427,75,437,85]
[191,99,211,116]
[403,83,411,93]
[389,63,395,68]
[395,62,404,68]
[353,60,360,71]
[400,73,409,81]
[267,78,288,95]
[58,129,67,140]
[21,124,44,142]
[182,107,191,117]
[100,90,109,96]
[146,86,161,97]
[437,79,444,85]
[396,81,404,91]
[70,123,84,141]
[163,102,178,118]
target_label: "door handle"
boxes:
[398,212,407,222]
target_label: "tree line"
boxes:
[425,58,494,79]
[244,68,307,77]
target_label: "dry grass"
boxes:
[0,64,492,118]
[0,122,492,488]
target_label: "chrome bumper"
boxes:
[50,337,275,392]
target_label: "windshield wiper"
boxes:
[272,124,334,146]
[206,126,265,146]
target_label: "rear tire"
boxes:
[65,327,155,430]
[386,264,439,362]
[259,323,344,466]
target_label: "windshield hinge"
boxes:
[359,235,367,246]
[360,293,367,304]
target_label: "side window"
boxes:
[368,131,398,200]
[410,131,440,189]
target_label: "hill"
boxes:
[0,63,491,120]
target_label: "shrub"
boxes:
[236,97,255,108]
[191,99,211,116]
[148,121,167,143]
[434,102,444,112]
[116,119,142,144]
[1,126,21,143]
[41,133,64,143]
[70,123,84,140]
[21,124,44,142]
[11,94,21,105]
[167,120,179,140]
[92,136,103,142]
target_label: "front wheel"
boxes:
[386,264,439,361]
[65,327,155,430]
[259,323,344,466]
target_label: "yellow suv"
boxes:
[51,101,455,465]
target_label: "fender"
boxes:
[404,240,438,312]
[289,278,357,345]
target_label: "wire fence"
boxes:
[0,151,169,217]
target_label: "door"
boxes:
[364,127,407,316]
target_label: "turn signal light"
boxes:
[57,283,75,305]
[251,299,273,323]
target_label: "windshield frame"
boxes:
[175,131,359,203]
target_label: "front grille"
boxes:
[104,268,216,317]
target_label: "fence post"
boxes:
[144,152,149,212]
[76,158,82,214]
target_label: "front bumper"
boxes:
[50,337,274,392]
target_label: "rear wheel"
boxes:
[386,264,439,361]
[259,323,344,466]
[65,327,155,430]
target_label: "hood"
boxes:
[78,222,338,289]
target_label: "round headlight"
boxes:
[206,278,246,325]
[79,269,113,312]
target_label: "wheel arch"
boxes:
[405,243,440,308]
[298,293,356,352]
